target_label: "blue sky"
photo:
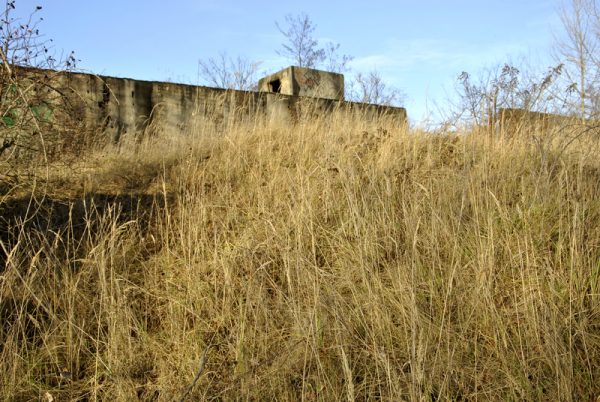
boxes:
[11,0,563,123]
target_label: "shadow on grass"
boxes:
[0,191,174,273]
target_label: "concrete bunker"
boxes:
[258,66,345,101]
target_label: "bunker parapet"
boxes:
[11,66,407,145]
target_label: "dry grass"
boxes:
[0,109,599,401]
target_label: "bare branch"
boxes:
[553,0,600,118]
[197,53,261,91]
[348,70,405,106]
[323,41,353,73]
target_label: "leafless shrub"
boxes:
[0,1,81,171]
[197,52,261,91]
[450,62,565,127]
[347,70,405,106]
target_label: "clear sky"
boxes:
[10,0,564,124]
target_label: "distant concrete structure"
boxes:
[495,108,582,133]
[258,66,344,101]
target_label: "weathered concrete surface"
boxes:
[57,71,265,143]
[264,92,407,126]
[16,66,406,146]
[258,66,345,101]
[496,108,582,133]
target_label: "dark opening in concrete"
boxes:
[269,79,281,93]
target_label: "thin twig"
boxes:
[0,45,12,76]
[178,344,212,402]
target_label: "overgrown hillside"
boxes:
[0,112,599,401]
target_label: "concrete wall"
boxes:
[496,108,582,133]
[56,71,265,143]
[264,93,407,126]
[20,67,406,144]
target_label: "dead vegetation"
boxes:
[0,110,599,401]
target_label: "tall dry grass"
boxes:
[0,108,599,401]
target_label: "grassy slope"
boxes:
[0,112,599,401]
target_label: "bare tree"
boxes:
[275,13,403,106]
[276,13,352,72]
[348,71,405,106]
[553,0,600,118]
[197,53,261,91]
[276,13,324,68]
